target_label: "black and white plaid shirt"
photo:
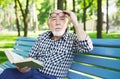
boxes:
[28,31,93,79]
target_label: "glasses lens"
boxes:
[50,12,65,18]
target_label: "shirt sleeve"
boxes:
[73,35,93,53]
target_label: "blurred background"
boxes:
[0,0,120,38]
[0,0,120,63]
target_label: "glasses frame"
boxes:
[50,12,65,18]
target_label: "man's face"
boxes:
[48,10,68,37]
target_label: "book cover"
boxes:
[4,50,44,69]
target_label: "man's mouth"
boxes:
[55,28,62,31]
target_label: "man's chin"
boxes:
[52,32,64,37]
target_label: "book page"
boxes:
[5,50,24,63]
[4,50,14,63]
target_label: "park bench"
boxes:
[0,37,120,79]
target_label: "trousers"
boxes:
[0,68,57,79]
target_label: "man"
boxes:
[0,10,93,79]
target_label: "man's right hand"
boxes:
[17,66,31,73]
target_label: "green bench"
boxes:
[0,37,120,79]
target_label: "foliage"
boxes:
[112,11,120,26]
[0,0,14,9]
[116,0,120,8]
[76,0,97,21]
[38,0,54,26]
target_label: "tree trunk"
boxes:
[83,0,86,31]
[57,0,63,10]
[23,16,28,37]
[23,0,29,37]
[17,0,29,37]
[14,0,20,36]
[72,0,76,33]
[106,0,109,34]
[97,0,102,38]
[83,0,93,31]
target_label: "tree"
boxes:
[17,0,29,37]
[0,0,15,31]
[97,0,102,38]
[116,0,120,8]
[72,0,76,33]
[29,0,38,33]
[83,0,93,31]
[38,0,53,26]
[106,0,109,34]
[57,0,63,10]
[14,0,20,36]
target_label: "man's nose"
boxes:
[56,16,60,24]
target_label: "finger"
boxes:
[17,66,30,73]
[63,10,70,16]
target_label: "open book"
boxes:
[4,50,44,69]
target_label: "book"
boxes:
[4,50,44,69]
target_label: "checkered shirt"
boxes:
[28,31,93,79]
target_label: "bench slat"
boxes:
[5,61,16,68]
[90,47,120,58]
[17,37,36,41]
[15,41,35,46]
[14,45,32,52]
[92,39,120,47]
[13,50,28,57]
[67,71,92,79]
[71,63,120,79]
[74,55,120,70]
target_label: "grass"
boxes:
[0,31,120,64]
[88,31,120,38]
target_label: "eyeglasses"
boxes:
[49,12,66,21]
[50,12,65,18]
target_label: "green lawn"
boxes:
[88,31,120,38]
[0,31,120,64]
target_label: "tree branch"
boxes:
[17,0,24,17]
[85,0,94,9]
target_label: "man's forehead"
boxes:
[51,10,63,14]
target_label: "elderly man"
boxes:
[0,10,93,79]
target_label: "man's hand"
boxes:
[63,10,78,27]
[63,10,87,40]
[17,66,31,73]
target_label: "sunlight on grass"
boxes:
[88,31,120,38]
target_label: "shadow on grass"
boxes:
[0,43,14,48]
[0,59,8,63]
[0,51,8,63]
[0,36,17,41]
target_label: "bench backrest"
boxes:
[68,39,120,79]
[13,37,120,79]
[13,37,36,57]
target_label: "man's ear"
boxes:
[47,20,50,28]
[47,21,49,26]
